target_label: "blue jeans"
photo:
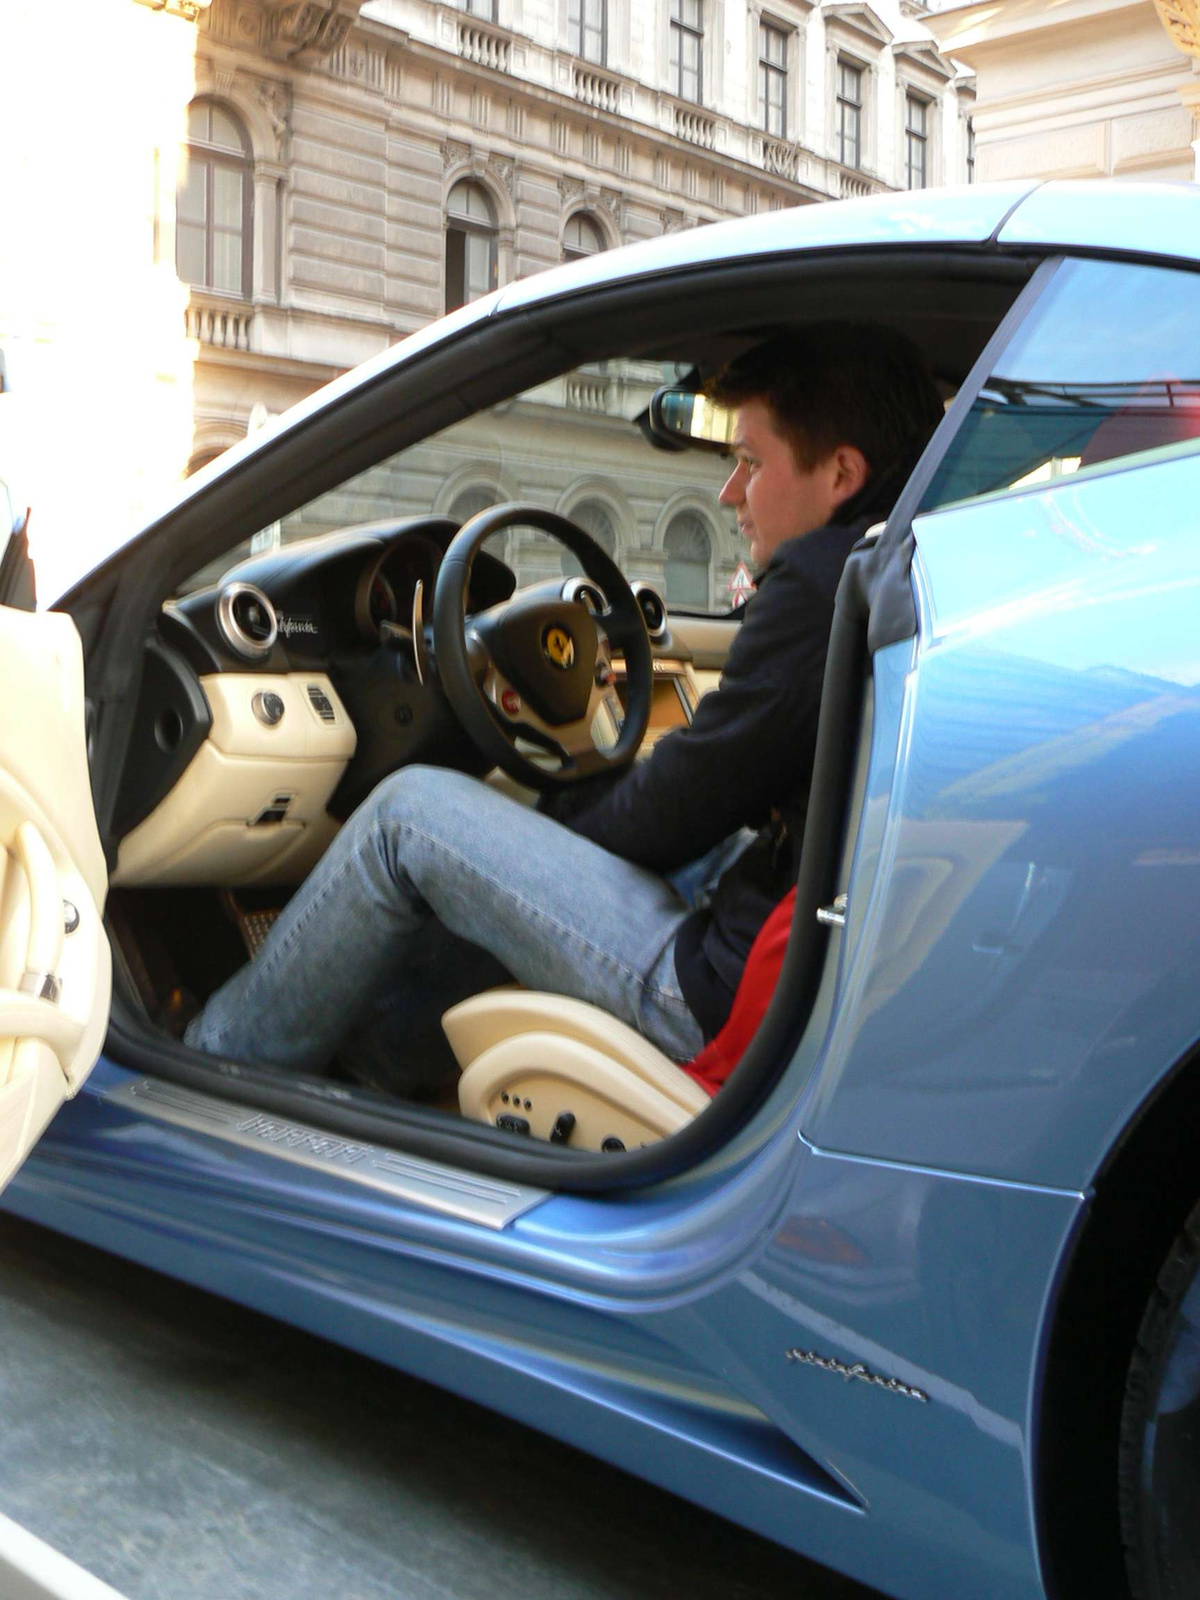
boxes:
[185,766,706,1089]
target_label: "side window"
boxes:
[568,0,606,65]
[670,0,704,102]
[922,258,1200,513]
[445,181,498,314]
[664,511,712,608]
[561,498,618,576]
[836,58,863,170]
[562,212,606,263]
[177,100,253,298]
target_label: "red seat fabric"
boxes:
[683,887,797,1096]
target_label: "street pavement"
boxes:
[0,1214,889,1600]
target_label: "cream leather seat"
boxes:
[442,989,711,1152]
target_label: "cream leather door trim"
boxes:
[0,605,111,1194]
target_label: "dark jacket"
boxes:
[543,450,918,1038]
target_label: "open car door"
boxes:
[0,603,110,1191]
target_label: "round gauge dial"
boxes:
[368,570,398,630]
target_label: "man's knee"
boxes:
[361,764,480,837]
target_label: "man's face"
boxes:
[718,399,857,570]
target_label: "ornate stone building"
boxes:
[928,0,1200,186]
[1,0,973,600]
[171,0,972,600]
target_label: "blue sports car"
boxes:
[2,180,1198,1600]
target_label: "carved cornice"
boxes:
[1153,0,1200,58]
[258,0,365,58]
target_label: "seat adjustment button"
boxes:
[549,1112,576,1145]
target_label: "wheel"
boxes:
[1119,1194,1200,1599]
[432,502,652,789]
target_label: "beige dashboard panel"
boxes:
[114,673,355,888]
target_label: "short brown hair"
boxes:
[707,322,942,475]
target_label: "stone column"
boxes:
[1154,0,1200,177]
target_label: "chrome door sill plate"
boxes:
[105,1077,547,1229]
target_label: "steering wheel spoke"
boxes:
[433,504,652,789]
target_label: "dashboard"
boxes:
[111,517,701,889]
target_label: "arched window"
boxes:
[664,512,711,608]
[562,213,606,263]
[451,483,508,562]
[177,101,252,297]
[449,485,496,524]
[561,498,617,575]
[445,182,498,313]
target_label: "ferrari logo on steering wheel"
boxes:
[543,624,576,670]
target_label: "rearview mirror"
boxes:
[648,387,737,452]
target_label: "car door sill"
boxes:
[102,1076,548,1228]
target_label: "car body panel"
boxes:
[495,181,1041,311]
[9,1054,1080,1600]
[804,446,1200,1188]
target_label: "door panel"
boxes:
[0,605,110,1190]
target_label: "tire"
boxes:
[1119,1196,1200,1600]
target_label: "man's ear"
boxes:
[827,444,870,509]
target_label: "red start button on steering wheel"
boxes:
[500,687,521,717]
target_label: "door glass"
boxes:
[921,258,1200,513]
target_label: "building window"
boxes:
[836,59,863,170]
[759,22,788,139]
[176,101,252,298]
[905,94,929,189]
[562,213,606,262]
[568,0,605,64]
[670,0,703,103]
[445,181,498,313]
[459,0,497,18]
[562,498,618,575]
[664,512,711,608]
[966,117,975,183]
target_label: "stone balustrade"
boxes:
[459,21,511,73]
[573,66,620,114]
[185,297,254,351]
[836,167,885,200]
[673,106,717,150]
[565,373,610,412]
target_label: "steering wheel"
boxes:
[432,503,652,789]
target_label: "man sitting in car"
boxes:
[186,323,942,1094]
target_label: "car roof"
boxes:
[997,179,1200,263]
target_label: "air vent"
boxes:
[562,577,606,616]
[216,582,278,661]
[631,582,667,641]
[306,683,336,723]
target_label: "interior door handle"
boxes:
[14,820,64,1002]
[0,820,83,1071]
